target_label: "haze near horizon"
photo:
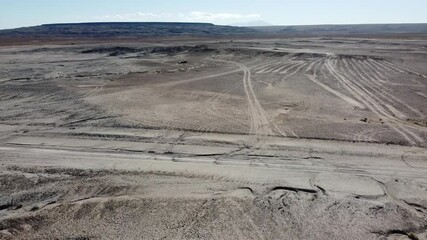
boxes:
[1,0,427,29]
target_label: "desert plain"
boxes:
[0,32,427,239]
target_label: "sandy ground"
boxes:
[0,37,426,239]
[1,38,425,146]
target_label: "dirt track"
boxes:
[0,37,427,239]
[1,39,426,146]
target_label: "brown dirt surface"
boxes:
[0,35,426,239]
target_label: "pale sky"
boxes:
[1,0,426,29]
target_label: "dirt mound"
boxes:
[81,45,214,56]
[150,45,214,55]
[81,47,142,56]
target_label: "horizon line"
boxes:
[1,21,427,31]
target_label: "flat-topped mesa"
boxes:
[42,22,216,27]
[0,22,258,38]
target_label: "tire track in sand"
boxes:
[214,59,289,136]
[325,58,424,146]
[198,58,267,133]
